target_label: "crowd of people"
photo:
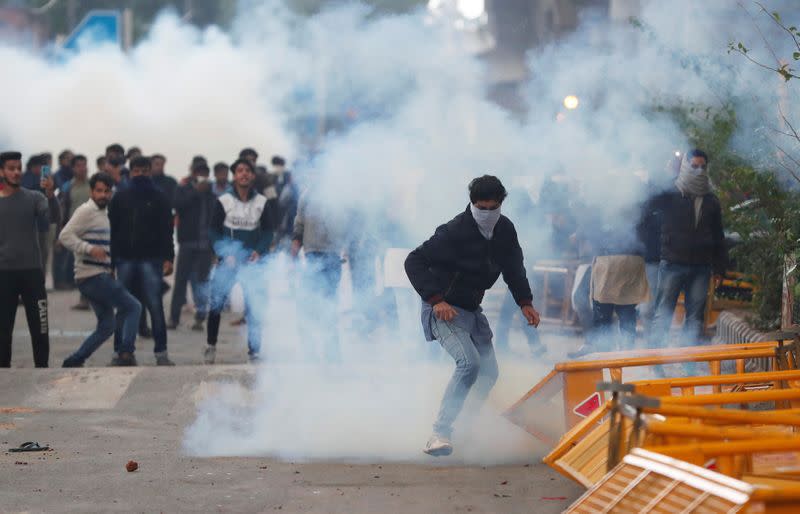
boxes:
[0,142,727,372]
[0,144,304,367]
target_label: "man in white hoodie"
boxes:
[59,173,142,367]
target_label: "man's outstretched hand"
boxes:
[521,305,541,327]
[433,301,458,322]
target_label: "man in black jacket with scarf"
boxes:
[647,149,727,349]
[109,156,175,366]
[405,175,540,456]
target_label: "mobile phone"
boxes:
[41,165,51,177]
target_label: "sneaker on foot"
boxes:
[248,353,262,364]
[191,320,204,332]
[70,302,90,311]
[112,352,137,367]
[423,435,453,457]
[230,316,246,326]
[203,345,216,365]
[567,345,592,359]
[62,356,84,368]
[155,352,175,366]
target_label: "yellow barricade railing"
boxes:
[508,340,791,445]
[548,376,800,488]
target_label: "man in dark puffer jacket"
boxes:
[405,175,541,457]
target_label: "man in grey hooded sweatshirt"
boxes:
[647,149,727,349]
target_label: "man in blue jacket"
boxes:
[205,158,273,364]
[405,175,541,456]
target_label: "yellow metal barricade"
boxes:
[508,340,788,445]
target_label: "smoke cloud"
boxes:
[2,0,798,463]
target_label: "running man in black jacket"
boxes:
[405,175,541,456]
[108,156,175,366]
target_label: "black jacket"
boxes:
[404,205,533,311]
[174,181,216,249]
[108,177,175,263]
[646,190,727,274]
[152,174,178,209]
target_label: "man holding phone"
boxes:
[21,156,61,273]
[0,151,60,367]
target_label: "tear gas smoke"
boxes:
[1,0,797,464]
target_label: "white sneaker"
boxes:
[423,435,453,456]
[203,345,216,365]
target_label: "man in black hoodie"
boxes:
[405,175,540,456]
[108,156,175,366]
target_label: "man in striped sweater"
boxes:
[59,173,142,367]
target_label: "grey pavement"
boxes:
[1,289,585,513]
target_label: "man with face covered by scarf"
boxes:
[405,175,541,456]
[647,149,727,351]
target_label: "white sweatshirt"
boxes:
[58,199,112,281]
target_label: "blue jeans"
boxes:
[207,262,264,355]
[637,262,660,333]
[304,252,342,299]
[301,252,342,361]
[591,301,637,352]
[649,261,711,348]
[70,273,141,362]
[495,289,542,354]
[115,259,168,354]
[431,313,498,439]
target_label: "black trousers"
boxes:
[169,247,214,324]
[0,269,49,367]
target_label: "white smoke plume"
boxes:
[2,0,797,463]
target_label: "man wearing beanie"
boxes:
[0,151,60,367]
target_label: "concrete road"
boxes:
[1,290,584,513]
[0,365,582,513]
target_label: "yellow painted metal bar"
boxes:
[646,437,800,458]
[556,347,779,372]
[642,404,800,425]
[643,420,798,440]
[660,388,800,406]
[750,485,800,501]
[630,369,800,389]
